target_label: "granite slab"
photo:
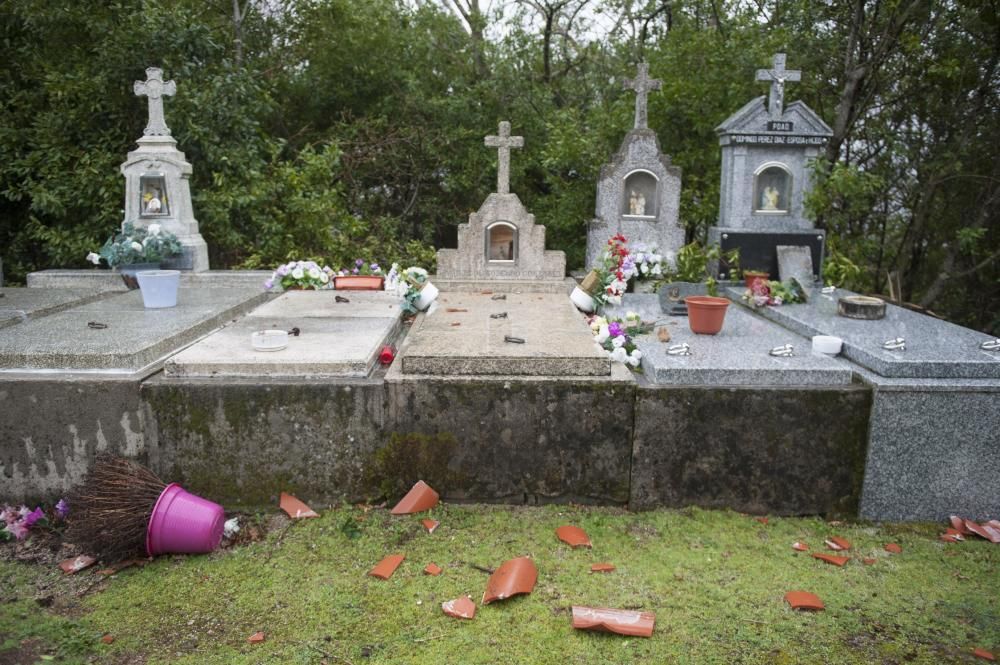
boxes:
[26,269,273,291]
[605,294,852,386]
[0,288,109,329]
[0,288,268,374]
[400,292,610,376]
[727,287,1000,379]
[165,291,402,378]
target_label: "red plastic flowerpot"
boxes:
[684,296,730,335]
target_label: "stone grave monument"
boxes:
[121,67,209,272]
[435,121,565,291]
[585,63,683,269]
[709,53,832,282]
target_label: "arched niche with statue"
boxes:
[621,170,659,218]
[486,221,517,263]
[752,163,792,215]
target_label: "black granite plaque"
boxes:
[720,231,825,282]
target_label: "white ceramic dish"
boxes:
[252,329,288,352]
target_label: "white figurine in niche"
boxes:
[762,185,780,210]
[145,188,163,213]
[629,189,646,215]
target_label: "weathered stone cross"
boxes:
[484,121,524,195]
[623,63,662,130]
[756,53,801,118]
[133,67,177,137]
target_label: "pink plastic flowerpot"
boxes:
[146,483,225,556]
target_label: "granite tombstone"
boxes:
[586,63,683,269]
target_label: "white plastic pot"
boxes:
[414,282,439,311]
[136,270,180,309]
[570,285,596,313]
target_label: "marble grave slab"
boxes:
[0,288,109,329]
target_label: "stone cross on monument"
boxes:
[756,53,801,118]
[623,62,662,130]
[133,67,177,137]
[484,121,524,195]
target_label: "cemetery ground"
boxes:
[1,504,997,665]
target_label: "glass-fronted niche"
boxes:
[486,222,517,262]
[139,174,169,217]
[621,170,658,218]
[753,163,791,214]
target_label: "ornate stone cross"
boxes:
[484,121,524,195]
[756,53,801,118]
[134,67,177,137]
[623,63,662,130]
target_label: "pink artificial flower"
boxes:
[8,521,29,540]
[23,507,45,528]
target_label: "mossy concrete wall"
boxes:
[630,383,873,515]
[0,375,147,504]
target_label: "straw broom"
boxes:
[65,454,167,561]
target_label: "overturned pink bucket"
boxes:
[146,483,225,556]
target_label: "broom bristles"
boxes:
[65,454,167,561]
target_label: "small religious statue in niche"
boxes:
[622,170,658,217]
[753,165,790,214]
[139,174,169,217]
[487,223,516,262]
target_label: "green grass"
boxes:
[1,505,997,664]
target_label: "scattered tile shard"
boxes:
[279,492,319,519]
[792,541,809,552]
[965,519,1000,544]
[950,515,973,535]
[884,543,902,554]
[940,533,963,543]
[100,634,115,644]
[445,308,468,312]
[755,516,769,524]
[825,536,851,551]
[390,480,439,515]
[369,554,405,580]
[591,563,615,573]
[811,553,849,567]
[862,558,877,565]
[556,525,592,549]
[784,591,824,611]
[59,555,96,575]
[571,606,655,637]
[973,647,996,661]
[442,596,476,620]
[483,557,538,604]
[421,519,440,534]
[424,563,442,576]
[248,632,265,644]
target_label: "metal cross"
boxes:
[133,67,177,137]
[484,121,524,195]
[756,53,801,118]
[623,63,662,130]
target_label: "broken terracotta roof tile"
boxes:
[421,519,440,534]
[944,527,966,540]
[248,632,265,644]
[792,541,809,552]
[59,555,96,575]
[424,563,442,576]
[966,520,1000,544]
[279,492,319,519]
[862,558,877,565]
[100,634,115,644]
[571,606,655,637]
[812,553,849,567]
[784,591,824,611]
[369,554,405,580]
[482,557,538,605]
[950,515,973,535]
[556,525,592,549]
[884,543,902,554]
[591,563,615,573]
[755,516,769,525]
[825,536,851,551]
[442,596,476,620]
[940,533,963,543]
[973,647,996,661]
[390,480,439,515]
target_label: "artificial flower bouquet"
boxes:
[264,260,334,290]
[741,278,806,309]
[87,222,182,268]
[588,312,644,369]
[1,499,68,542]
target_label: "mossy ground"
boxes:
[1,505,997,664]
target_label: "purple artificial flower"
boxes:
[370,263,380,273]
[264,279,274,290]
[608,322,624,338]
[276,265,290,277]
[352,267,359,274]
[22,507,45,528]
[55,499,69,519]
[355,259,364,267]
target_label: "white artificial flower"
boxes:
[595,324,610,344]
[147,223,161,236]
[611,347,628,363]
[607,294,622,306]
[319,272,330,284]
[308,267,321,279]
[773,296,783,305]
[640,263,649,274]
[131,241,143,252]
[291,267,304,280]
[223,517,240,539]
[626,354,640,367]
[651,264,663,276]
[626,311,640,322]
[611,335,626,348]
[631,349,643,361]
[86,252,101,265]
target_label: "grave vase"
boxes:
[413,281,439,311]
[685,296,730,335]
[136,270,180,308]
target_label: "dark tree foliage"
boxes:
[0,0,996,332]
